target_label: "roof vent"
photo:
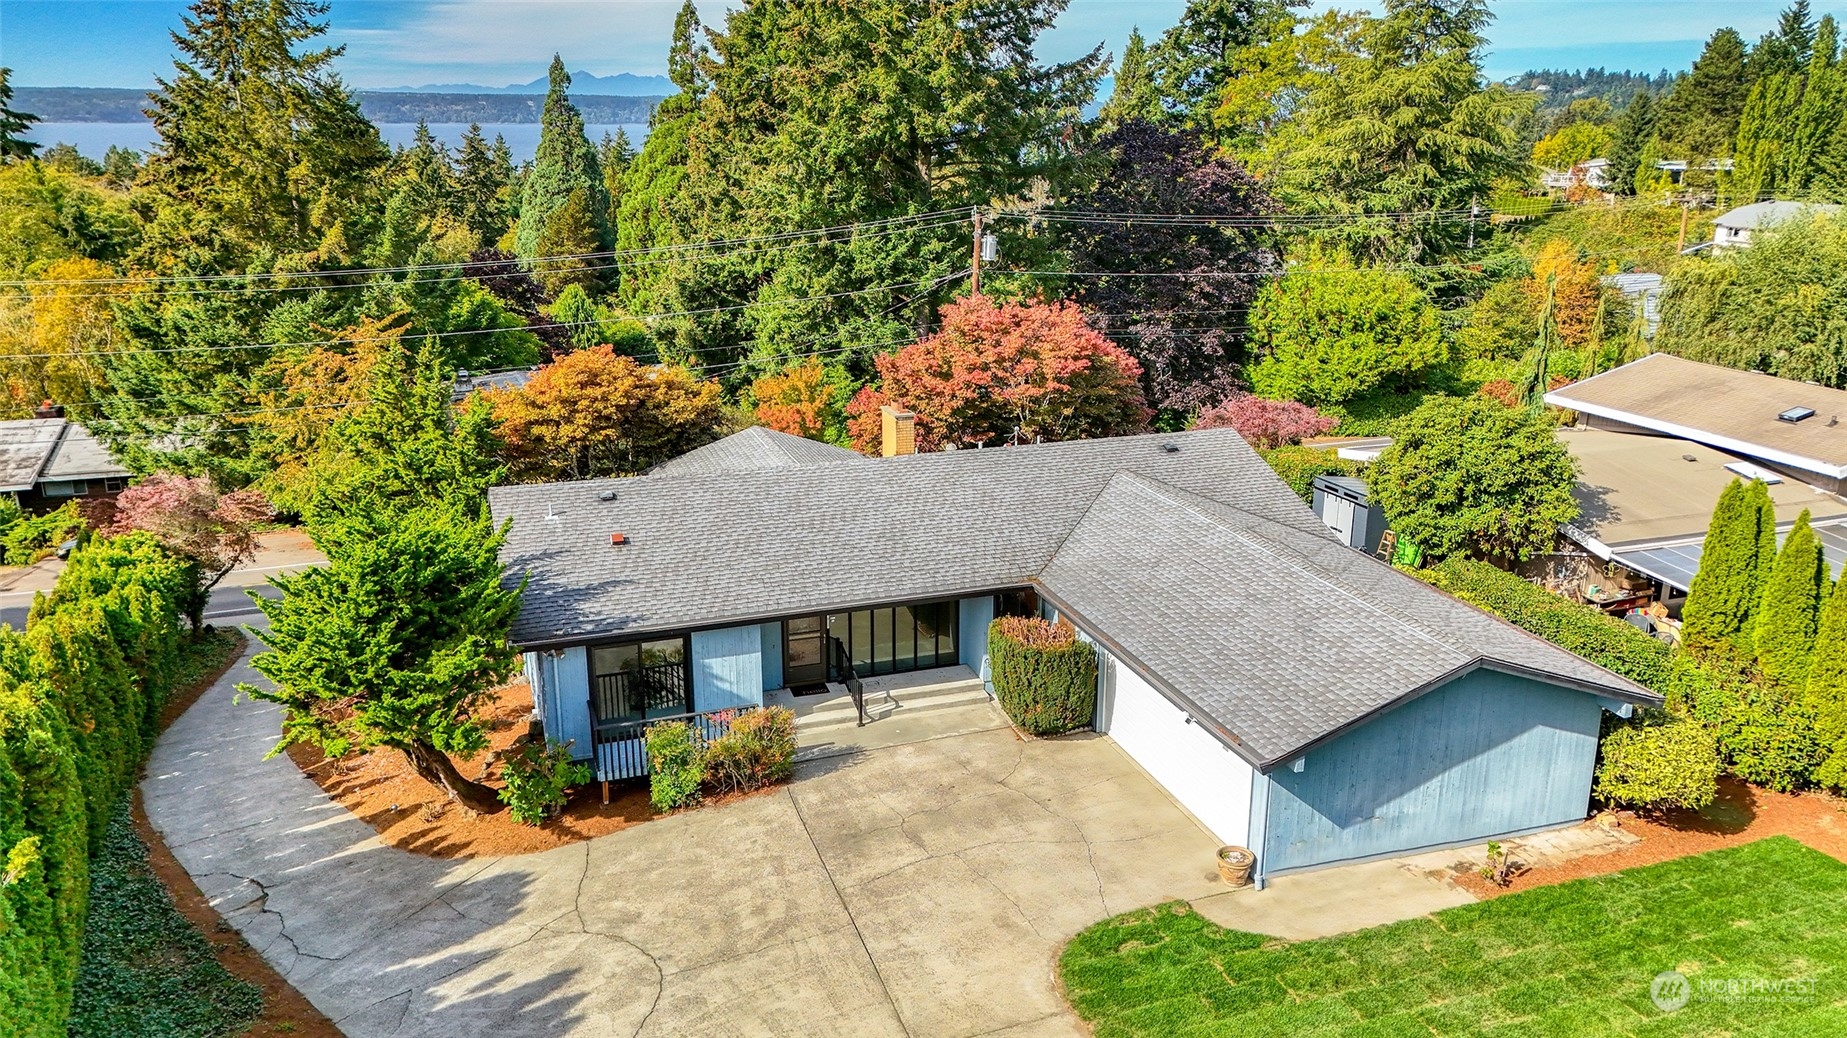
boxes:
[598,490,617,502]
[1681,454,1697,462]
[1160,443,1180,454]
[610,532,629,546]
[1779,406,1816,423]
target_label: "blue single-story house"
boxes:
[490,417,1660,886]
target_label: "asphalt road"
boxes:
[0,579,283,632]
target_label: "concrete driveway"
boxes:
[146,650,1223,1037]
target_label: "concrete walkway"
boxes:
[148,649,1242,1037]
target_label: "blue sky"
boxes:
[0,0,1831,90]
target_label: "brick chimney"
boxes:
[880,405,916,457]
[32,400,64,420]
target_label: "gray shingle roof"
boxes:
[493,427,1656,766]
[1037,474,1655,766]
[0,419,64,492]
[1714,199,1842,231]
[492,428,1330,646]
[647,426,866,477]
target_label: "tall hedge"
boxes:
[0,533,187,1037]
[988,616,1098,736]
[1682,478,1778,655]
[1413,557,1672,691]
[1753,509,1828,692]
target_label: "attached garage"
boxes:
[1097,649,1254,847]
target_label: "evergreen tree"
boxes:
[1682,479,1757,653]
[615,0,708,331]
[1654,28,1752,162]
[530,189,606,295]
[0,67,40,161]
[1746,477,1779,633]
[597,127,635,225]
[1782,0,1818,64]
[1278,0,1532,262]
[514,56,613,267]
[1606,90,1657,197]
[1755,509,1828,690]
[396,119,454,212]
[1099,28,1162,129]
[453,123,516,247]
[1806,568,1847,789]
[1148,0,1301,132]
[1734,72,1805,200]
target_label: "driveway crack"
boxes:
[786,784,913,1038]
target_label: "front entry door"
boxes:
[784,616,827,686]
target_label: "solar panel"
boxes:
[1617,521,1847,593]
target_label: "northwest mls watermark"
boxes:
[1651,970,1818,1011]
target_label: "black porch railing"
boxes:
[587,705,756,802]
[592,662,689,722]
[830,635,868,727]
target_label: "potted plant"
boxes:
[1217,845,1255,887]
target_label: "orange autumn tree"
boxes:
[846,295,1151,453]
[1527,240,1606,349]
[484,344,726,481]
[750,359,843,442]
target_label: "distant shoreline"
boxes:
[14,86,663,125]
[30,121,652,163]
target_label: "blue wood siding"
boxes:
[959,595,993,672]
[760,622,784,691]
[537,646,592,760]
[1259,669,1602,874]
[692,625,764,712]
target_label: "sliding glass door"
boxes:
[825,599,959,678]
[590,637,690,724]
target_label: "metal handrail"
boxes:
[830,636,868,727]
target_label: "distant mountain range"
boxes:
[372,71,676,95]
[15,86,663,125]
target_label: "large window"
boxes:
[590,637,689,724]
[825,599,959,679]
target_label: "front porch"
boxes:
[766,665,1005,763]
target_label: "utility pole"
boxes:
[1676,194,1691,254]
[971,209,985,295]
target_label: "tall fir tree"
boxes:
[1099,28,1162,129]
[1148,0,1301,133]
[514,56,613,268]
[1278,0,1531,262]
[453,122,517,247]
[1746,477,1779,634]
[1606,90,1657,197]
[597,127,635,227]
[616,0,709,335]
[1806,567,1847,789]
[1654,28,1752,162]
[1781,0,1819,63]
[0,67,40,161]
[1755,509,1828,690]
[1682,479,1760,653]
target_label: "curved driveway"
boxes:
[145,649,1224,1037]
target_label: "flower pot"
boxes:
[1217,845,1255,887]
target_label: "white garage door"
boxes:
[1100,650,1255,847]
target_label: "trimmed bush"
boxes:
[988,617,1098,736]
[0,502,83,566]
[644,721,704,812]
[0,531,190,1037]
[1669,649,1821,792]
[498,740,592,826]
[704,707,796,796]
[1413,557,1672,691]
[1594,715,1721,812]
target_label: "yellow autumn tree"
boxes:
[1526,240,1605,350]
[0,257,123,417]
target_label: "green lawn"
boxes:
[1061,837,1847,1037]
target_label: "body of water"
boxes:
[31,121,650,163]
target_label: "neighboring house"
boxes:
[492,418,1659,886]
[1545,353,1847,495]
[1553,424,1847,605]
[451,367,535,402]
[1707,200,1843,252]
[0,405,133,513]
[1539,158,1611,192]
[1601,272,1663,336]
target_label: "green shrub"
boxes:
[1258,445,1359,504]
[498,740,592,826]
[1413,557,1673,691]
[1594,714,1721,812]
[1669,650,1821,792]
[644,721,704,812]
[988,617,1098,736]
[1,503,82,566]
[0,531,191,1037]
[704,707,796,796]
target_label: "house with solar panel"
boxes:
[490,412,1660,886]
[1546,354,1847,618]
